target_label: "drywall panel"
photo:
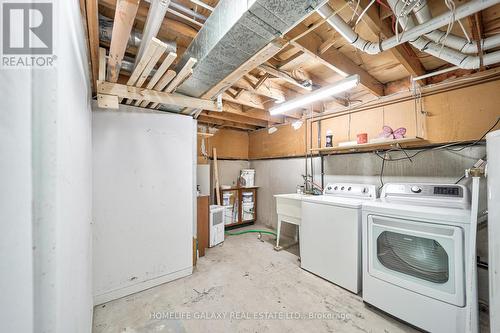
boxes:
[93,106,195,304]
[0,63,34,333]
[0,1,93,332]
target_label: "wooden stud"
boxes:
[289,24,384,96]
[84,0,99,93]
[259,64,311,91]
[197,116,258,131]
[98,47,107,81]
[139,69,177,107]
[100,0,198,40]
[107,0,140,82]
[97,81,220,111]
[97,94,119,109]
[135,52,177,107]
[150,57,197,108]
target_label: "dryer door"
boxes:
[367,214,465,306]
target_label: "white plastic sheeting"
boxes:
[92,105,195,305]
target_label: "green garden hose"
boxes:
[225,229,277,236]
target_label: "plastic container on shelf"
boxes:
[240,169,255,187]
[224,205,234,225]
[242,191,254,203]
[242,202,254,221]
[222,192,233,206]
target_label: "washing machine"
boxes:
[300,183,377,294]
[362,183,473,333]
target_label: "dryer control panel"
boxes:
[381,183,470,206]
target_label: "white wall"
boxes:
[251,146,486,235]
[0,1,93,331]
[92,105,195,304]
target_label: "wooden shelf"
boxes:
[310,137,423,154]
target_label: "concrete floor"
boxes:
[92,225,422,333]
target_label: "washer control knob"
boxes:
[411,186,422,193]
[362,187,368,194]
[334,186,338,190]
[327,186,332,191]
[347,187,352,191]
[341,186,345,191]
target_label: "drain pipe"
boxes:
[318,0,500,69]
[412,0,500,54]
[317,0,500,55]
[387,0,500,69]
[135,0,171,68]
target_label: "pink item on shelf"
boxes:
[379,125,407,139]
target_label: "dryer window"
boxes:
[377,231,449,284]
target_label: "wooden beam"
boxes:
[98,47,107,81]
[197,116,258,131]
[353,0,426,79]
[138,69,176,107]
[232,75,286,101]
[223,102,282,124]
[107,0,140,82]
[97,81,220,111]
[200,111,269,127]
[135,52,177,107]
[150,57,197,108]
[222,91,267,110]
[84,0,99,93]
[288,24,384,96]
[99,0,198,40]
[469,12,485,70]
[259,63,311,91]
[97,94,119,109]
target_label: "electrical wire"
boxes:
[376,116,500,188]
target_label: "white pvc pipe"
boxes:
[135,0,171,68]
[318,0,500,56]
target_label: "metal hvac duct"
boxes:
[174,0,330,98]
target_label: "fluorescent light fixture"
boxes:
[269,75,360,115]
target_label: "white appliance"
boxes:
[362,183,473,333]
[300,183,377,294]
[209,205,225,247]
[487,129,500,332]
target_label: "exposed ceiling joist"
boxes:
[288,24,385,96]
[97,81,220,111]
[353,0,426,79]
[197,115,258,131]
[83,0,99,93]
[200,111,269,128]
[223,101,283,123]
[232,75,286,101]
[99,0,198,40]
[106,0,140,82]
